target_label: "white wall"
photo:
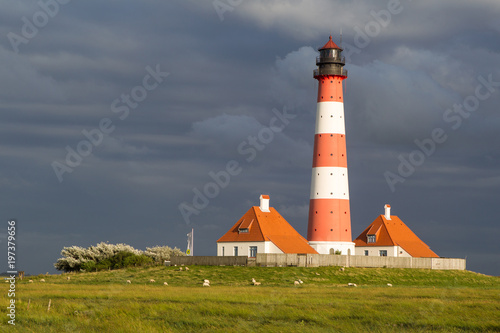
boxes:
[310,241,355,255]
[355,246,411,257]
[263,241,283,254]
[217,241,283,257]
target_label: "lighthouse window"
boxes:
[320,49,336,58]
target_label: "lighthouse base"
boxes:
[308,241,355,255]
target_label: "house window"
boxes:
[364,250,369,256]
[239,228,249,234]
[367,235,376,243]
[249,246,257,258]
[234,246,238,256]
[379,250,387,257]
[222,246,225,256]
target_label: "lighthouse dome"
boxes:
[318,35,341,51]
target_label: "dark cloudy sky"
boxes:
[1,1,499,276]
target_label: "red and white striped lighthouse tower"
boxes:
[307,36,355,255]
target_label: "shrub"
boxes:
[54,242,183,272]
[123,253,154,267]
[81,261,97,272]
[144,246,186,263]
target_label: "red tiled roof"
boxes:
[217,206,318,254]
[319,35,341,50]
[354,215,439,258]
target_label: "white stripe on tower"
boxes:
[307,36,355,255]
[315,102,345,134]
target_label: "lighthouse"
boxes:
[307,36,355,255]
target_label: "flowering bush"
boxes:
[144,246,186,263]
[54,242,185,272]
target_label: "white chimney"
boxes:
[384,204,391,220]
[259,194,270,212]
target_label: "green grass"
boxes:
[1,266,499,332]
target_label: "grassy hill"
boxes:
[19,265,500,288]
[2,266,499,332]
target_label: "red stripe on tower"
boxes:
[307,36,355,255]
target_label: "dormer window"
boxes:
[367,234,376,243]
[237,218,254,234]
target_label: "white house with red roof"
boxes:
[217,195,318,257]
[354,205,439,258]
